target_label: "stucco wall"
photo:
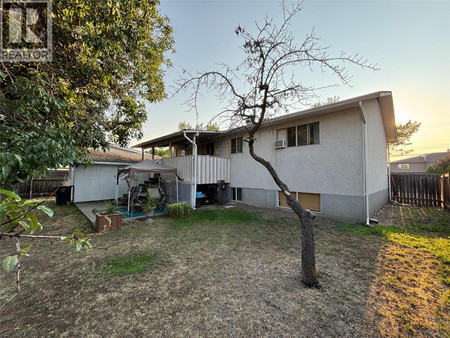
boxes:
[364,99,389,194]
[227,108,365,196]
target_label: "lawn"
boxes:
[0,202,448,337]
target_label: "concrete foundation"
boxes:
[234,187,388,224]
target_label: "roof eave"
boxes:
[133,130,223,149]
[377,93,397,143]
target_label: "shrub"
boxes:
[167,203,191,218]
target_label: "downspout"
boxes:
[387,145,393,202]
[358,101,370,226]
[183,130,198,210]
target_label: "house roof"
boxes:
[390,152,448,164]
[132,91,397,148]
[85,148,161,163]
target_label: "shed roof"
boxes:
[118,159,177,175]
[85,148,161,163]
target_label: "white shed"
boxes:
[69,146,160,203]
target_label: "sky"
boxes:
[131,0,450,159]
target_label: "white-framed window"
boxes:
[231,137,243,154]
[232,187,242,201]
[286,122,320,147]
[398,164,409,169]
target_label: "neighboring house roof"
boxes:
[390,152,448,164]
[133,91,397,148]
[85,148,161,164]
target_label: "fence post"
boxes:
[29,178,33,199]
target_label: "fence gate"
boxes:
[390,173,449,209]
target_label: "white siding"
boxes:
[161,155,230,184]
[72,164,128,203]
[71,164,151,203]
[161,156,193,182]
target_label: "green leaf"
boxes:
[26,212,40,233]
[19,220,30,231]
[0,206,7,223]
[83,241,92,251]
[37,205,53,217]
[75,241,82,252]
[18,244,31,257]
[2,255,18,272]
[0,189,20,201]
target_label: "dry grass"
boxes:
[0,201,448,337]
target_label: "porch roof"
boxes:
[133,129,223,149]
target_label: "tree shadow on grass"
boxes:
[337,205,449,336]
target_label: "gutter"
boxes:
[183,130,199,210]
[358,101,370,226]
[92,161,136,166]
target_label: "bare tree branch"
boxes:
[173,0,378,288]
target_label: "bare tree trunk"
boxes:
[248,136,319,288]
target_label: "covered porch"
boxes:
[133,130,231,208]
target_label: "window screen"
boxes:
[287,127,296,147]
[231,137,243,154]
[309,122,320,144]
[297,124,308,146]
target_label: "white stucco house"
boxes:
[133,91,397,223]
[68,145,160,203]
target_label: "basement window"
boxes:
[232,187,242,201]
[278,191,321,212]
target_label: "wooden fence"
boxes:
[16,170,68,198]
[390,173,450,210]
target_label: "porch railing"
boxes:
[161,155,230,184]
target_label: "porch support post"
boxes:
[169,143,172,158]
[141,148,144,161]
[152,147,155,160]
[176,175,179,203]
[115,170,119,204]
[183,131,198,210]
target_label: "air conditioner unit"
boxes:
[275,140,286,149]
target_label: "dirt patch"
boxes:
[0,202,448,336]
